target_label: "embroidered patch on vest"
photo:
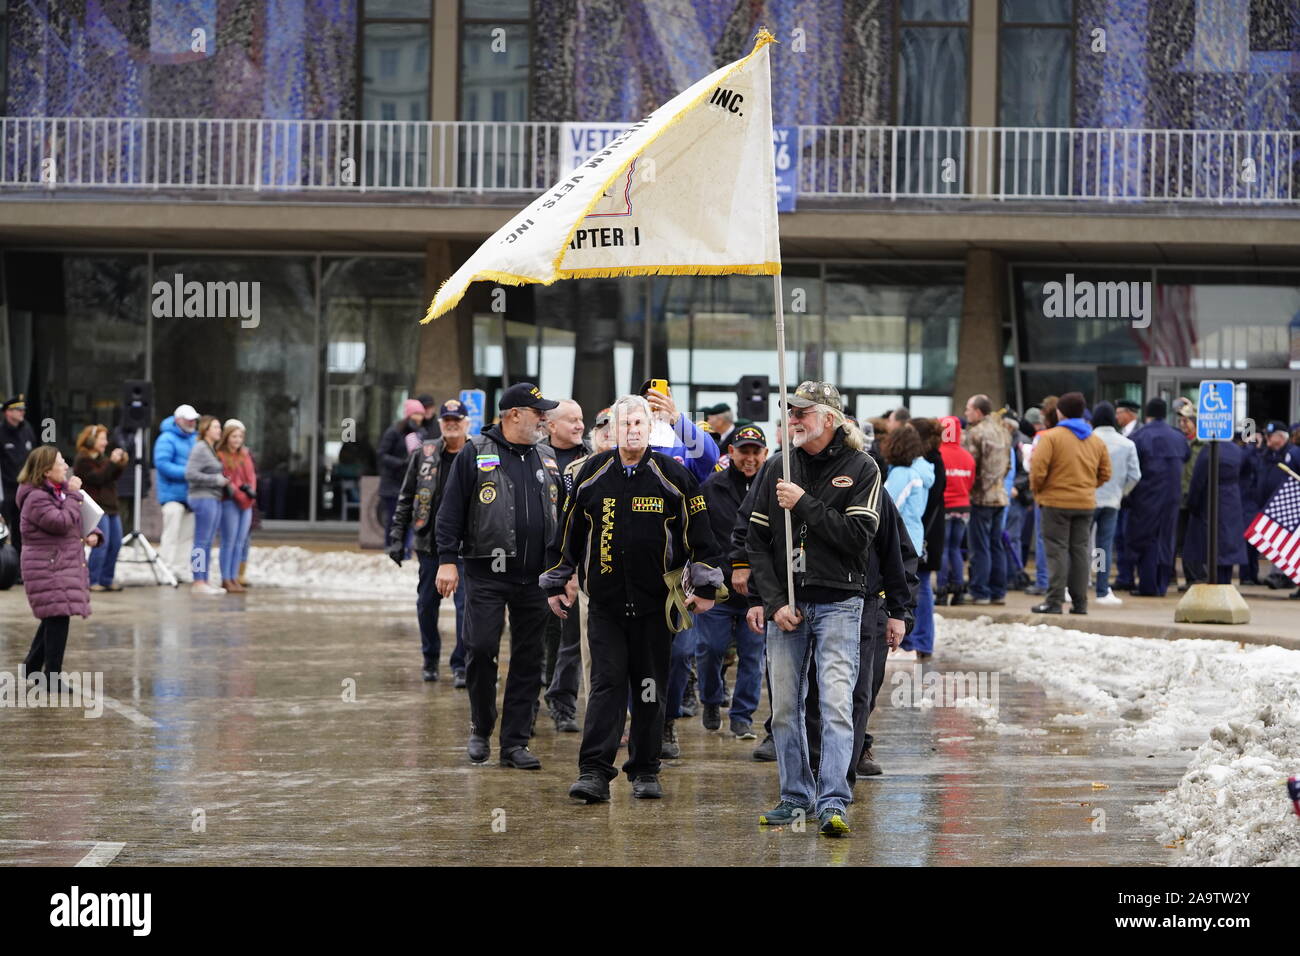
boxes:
[831,475,853,488]
[632,496,664,513]
[478,483,497,504]
[687,494,706,515]
[476,454,500,472]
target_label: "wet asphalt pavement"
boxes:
[0,587,1185,866]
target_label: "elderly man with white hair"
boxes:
[542,394,723,804]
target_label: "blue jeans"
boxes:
[695,604,762,723]
[938,515,966,591]
[218,501,252,582]
[1005,500,1029,568]
[767,596,862,815]
[968,505,1007,601]
[1034,505,1049,589]
[903,572,934,653]
[87,513,123,587]
[189,498,221,582]
[1092,506,1119,597]
[666,624,701,720]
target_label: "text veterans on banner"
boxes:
[422,29,781,323]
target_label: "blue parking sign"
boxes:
[1196,380,1234,441]
[459,388,486,436]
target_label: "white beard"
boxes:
[791,418,825,448]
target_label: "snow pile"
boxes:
[116,545,419,596]
[937,614,1300,866]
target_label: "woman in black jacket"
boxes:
[905,418,947,659]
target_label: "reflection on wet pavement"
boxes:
[0,588,1185,865]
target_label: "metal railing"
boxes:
[4,117,1297,205]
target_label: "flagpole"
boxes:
[771,272,796,609]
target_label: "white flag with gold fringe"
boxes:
[422,29,781,323]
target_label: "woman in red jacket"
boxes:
[936,415,976,604]
[16,446,102,680]
[216,419,257,593]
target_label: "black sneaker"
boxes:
[568,773,610,803]
[553,710,580,733]
[758,800,809,826]
[731,718,756,740]
[661,720,681,759]
[631,774,663,799]
[1068,606,1088,615]
[702,702,721,731]
[452,668,467,688]
[855,747,882,776]
[1031,602,1063,614]
[422,667,439,682]
[500,746,541,770]
[467,734,489,763]
[818,807,851,837]
[752,734,777,761]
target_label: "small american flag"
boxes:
[1245,473,1300,586]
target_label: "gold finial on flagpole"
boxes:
[753,26,778,48]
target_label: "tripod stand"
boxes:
[119,428,178,587]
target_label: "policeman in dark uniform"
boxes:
[541,394,723,803]
[388,399,470,683]
[435,383,561,770]
[1,395,36,564]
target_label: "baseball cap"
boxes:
[729,424,766,448]
[173,403,199,422]
[785,381,843,413]
[438,399,468,420]
[1115,399,1141,412]
[701,402,731,416]
[417,393,436,408]
[499,382,558,412]
[594,407,611,428]
[2,394,26,412]
[1265,420,1288,435]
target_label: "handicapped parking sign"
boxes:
[1196,380,1234,441]
[460,388,486,436]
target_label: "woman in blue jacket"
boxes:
[883,423,936,655]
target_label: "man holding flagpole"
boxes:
[746,382,882,837]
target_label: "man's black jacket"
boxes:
[744,427,883,619]
[390,438,456,556]
[699,462,758,611]
[540,447,723,617]
[733,480,917,633]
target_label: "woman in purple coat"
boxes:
[16,446,102,679]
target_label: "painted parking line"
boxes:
[101,697,161,729]
[75,842,125,867]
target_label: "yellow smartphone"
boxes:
[649,378,670,396]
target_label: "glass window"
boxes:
[1016,268,1150,366]
[1001,0,1070,23]
[366,0,430,16]
[464,0,530,17]
[4,252,148,443]
[460,23,529,122]
[901,0,969,20]
[363,23,429,121]
[319,257,423,520]
[897,27,968,125]
[152,256,317,520]
[999,29,1071,127]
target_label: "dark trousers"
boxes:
[416,553,465,671]
[462,571,549,752]
[1,492,21,556]
[1113,506,1134,587]
[1242,544,1261,584]
[24,616,71,676]
[804,597,886,789]
[544,604,582,718]
[1040,506,1094,610]
[580,604,670,782]
[1178,506,1206,584]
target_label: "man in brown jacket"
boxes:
[1029,392,1112,615]
[962,394,1011,605]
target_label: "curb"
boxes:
[937,605,1300,651]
